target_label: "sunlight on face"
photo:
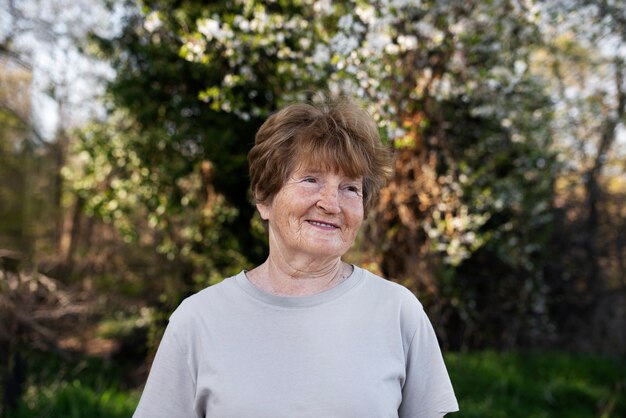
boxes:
[257,166,364,262]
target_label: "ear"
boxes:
[256,201,271,221]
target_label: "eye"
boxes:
[302,176,317,183]
[345,185,362,195]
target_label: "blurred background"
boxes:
[1,0,625,416]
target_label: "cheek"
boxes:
[345,202,364,229]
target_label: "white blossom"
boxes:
[312,44,330,65]
[337,14,354,31]
[313,0,333,16]
[365,31,392,54]
[330,33,359,56]
[355,4,377,25]
[144,11,162,32]
[197,18,221,41]
[384,43,400,55]
[397,34,418,51]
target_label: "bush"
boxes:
[4,350,139,418]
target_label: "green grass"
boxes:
[5,350,624,417]
[445,351,626,417]
[4,350,140,418]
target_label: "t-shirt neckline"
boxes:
[235,265,364,308]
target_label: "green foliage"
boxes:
[446,351,626,418]
[71,0,622,353]
[7,382,137,418]
[71,0,280,302]
[65,111,251,299]
[437,88,559,348]
[97,309,152,341]
[4,350,139,418]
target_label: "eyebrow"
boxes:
[296,168,363,181]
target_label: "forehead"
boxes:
[291,160,363,181]
[290,146,366,181]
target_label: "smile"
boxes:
[307,220,339,229]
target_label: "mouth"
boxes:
[306,220,339,229]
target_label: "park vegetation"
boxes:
[1,0,625,415]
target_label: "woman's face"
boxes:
[257,165,364,263]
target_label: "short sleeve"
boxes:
[133,320,199,418]
[398,305,459,417]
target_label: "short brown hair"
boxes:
[248,97,392,213]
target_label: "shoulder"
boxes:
[357,266,424,310]
[354,266,433,353]
[355,266,427,330]
[168,272,242,326]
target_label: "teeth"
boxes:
[310,221,336,228]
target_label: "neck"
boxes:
[247,255,352,297]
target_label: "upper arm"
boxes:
[398,305,459,417]
[133,322,199,418]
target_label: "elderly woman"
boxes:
[134,98,459,417]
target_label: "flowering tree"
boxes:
[76,0,559,349]
[172,0,557,348]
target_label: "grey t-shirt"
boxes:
[134,266,459,417]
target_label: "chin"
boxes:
[290,234,354,260]
[302,245,349,260]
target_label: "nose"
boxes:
[317,184,340,213]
